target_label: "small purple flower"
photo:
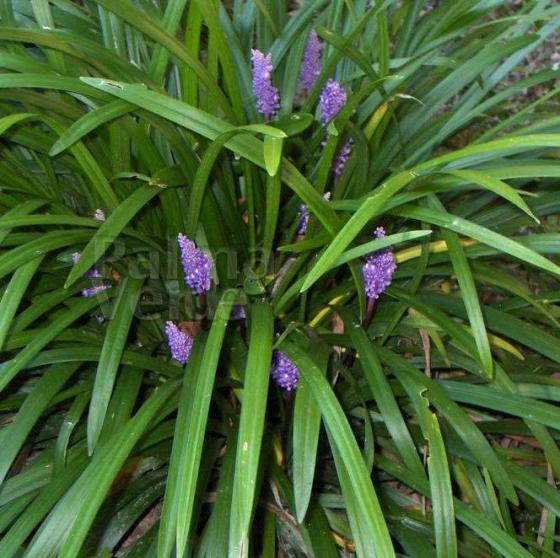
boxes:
[333,140,352,179]
[296,204,309,235]
[165,321,194,365]
[362,227,396,300]
[82,285,111,298]
[296,192,331,236]
[251,49,280,120]
[232,304,246,320]
[299,30,322,93]
[319,79,347,124]
[271,350,299,391]
[177,234,213,294]
[94,209,106,221]
[71,251,111,297]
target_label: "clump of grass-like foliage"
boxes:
[0,1,560,556]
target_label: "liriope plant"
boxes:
[0,1,559,557]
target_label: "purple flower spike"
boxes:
[177,234,213,294]
[232,304,246,320]
[319,79,347,124]
[299,30,322,93]
[333,140,352,178]
[296,192,331,236]
[251,49,280,120]
[71,251,111,296]
[165,321,194,365]
[271,351,299,391]
[296,204,309,235]
[94,209,106,221]
[82,284,111,298]
[362,227,396,301]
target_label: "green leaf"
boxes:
[301,170,416,290]
[87,275,144,453]
[404,386,457,558]
[198,425,238,558]
[437,200,493,379]
[0,363,78,485]
[263,136,283,176]
[80,78,341,235]
[158,290,236,558]
[0,230,92,281]
[24,378,178,558]
[0,113,36,136]
[157,338,206,558]
[0,200,47,246]
[281,335,395,558]
[89,0,235,119]
[441,381,560,431]
[339,309,425,479]
[0,451,89,556]
[65,185,163,287]
[292,346,329,524]
[229,301,273,557]
[185,126,283,239]
[303,134,560,290]
[394,205,560,279]
[378,348,517,503]
[502,460,560,517]
[0,296,103,392]
[49,100,133,156]
[443,169,538,222]
[334,230,432,266]
[0,256,43,351]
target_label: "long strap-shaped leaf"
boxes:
[158,289,237,558]
[0,199,47,246]
[90,0,235,120]
[1,346,179,377]
[440,381,560,431]
[400,379,457,558]
[0,363,78,485]
[378,347,517,503]
[339,308,425,480]
[229,301,273,557]
[443,169,537,221]
[301,135,560,291]
[185,124,285,238]
[328,432,377,557]
[395,205,560,278]
[0,295,103,392]
[157,337,206,558]
[422,292,560,364]
[281,335,395,558]
[0,230,92,281]
[147,0,189,83]
[49,99,133,156]
[0,449,89,557]
[87,275,144,453]
[376,455,532,558]
[423,193,496,380]
[65,184,163,287]
[80,79,340,236]
[0,256,43,351]
[292,347,328,523]
[23,378,179,558]
[198,425,238,557]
